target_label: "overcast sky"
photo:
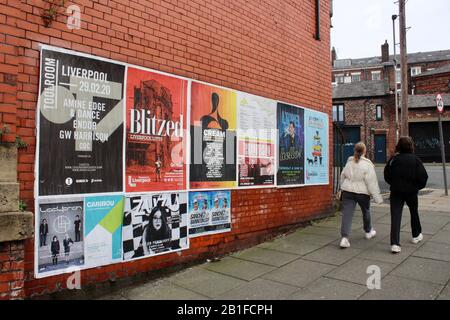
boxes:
[331,0,450,59]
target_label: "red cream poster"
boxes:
[125,67,187,192]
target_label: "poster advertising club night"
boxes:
[125,67,188,193]
[277,102,305,186]
[38,47,125,196]
[189,82,237,190]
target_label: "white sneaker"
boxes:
[411,233,423,244]
[340,237,350,248]
[391,245,401,253]
[365,229,377,240]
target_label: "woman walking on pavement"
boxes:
[384,136,428,253]
[339,142,383,248]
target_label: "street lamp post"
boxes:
[392,14,399,143]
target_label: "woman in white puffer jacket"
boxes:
[339,142,383,248]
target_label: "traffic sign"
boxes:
[437,94,444,113]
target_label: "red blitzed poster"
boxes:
[125,67,187,192]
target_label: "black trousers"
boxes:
[75,230,81,242]
[390,191,422,246]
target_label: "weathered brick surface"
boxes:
[0,241,25,300]
[1,0,333,298]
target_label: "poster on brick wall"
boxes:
[237,92,276,187]
[188,190,231,237]
[122,192,188,261]
[37,46,125,196]
[84,195,124,268]
[304,109,329,185]
[125,67,188,193]
[277,103,305,186]
[190,82,237,190]
[36,197,85,277]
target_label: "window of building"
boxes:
[371,71,381,81]
[376,105,383,121]
[332,104,345,123]
[335,74,344,84]
[411,66,422,76]
[351,73,361,82]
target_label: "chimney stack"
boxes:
[331,47,337,67]
[381,40,389,63]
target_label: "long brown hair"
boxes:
[354,142,366,163]
[395,136,415,154]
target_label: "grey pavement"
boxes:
[98,189,450,300]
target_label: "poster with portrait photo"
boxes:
[37,46,125,196]
[277,103,305,186]
[188,190,231,237]
[190,82,237,190]
[36,197,85,278]
[304,109,329,185]
[122,192,188,261]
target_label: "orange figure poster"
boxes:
[125,67,187,192]
[190,82,237,189]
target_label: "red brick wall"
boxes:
[0,241,26,300]
[0,0,333,298]
[413,72,450,95]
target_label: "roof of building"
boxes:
[333,80,389,99]
[413,64,450,78]
[333,49,450,71]
[408,93,450,109]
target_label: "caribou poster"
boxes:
[37,46,125,196]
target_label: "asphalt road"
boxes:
[375,164,450,194]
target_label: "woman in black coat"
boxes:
[51,236,60,265]
[384,136,428,253]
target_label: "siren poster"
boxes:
[84,195,124,268]
[237,92,276,187]
[122,192,188,260]
[36,197,85,278]
[125,67,188,192]
[38,47,125,196]
[304,110,329,185]
[190,82,237,189]
[277,103,305,186]
[188,191,231,237]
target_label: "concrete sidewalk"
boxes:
[100,190,450,300]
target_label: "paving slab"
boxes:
[359,275,443,300]
[437,285,450,300]
[261,259,335,288]
[325,258,397,286]
[429,229,450,245]
[390,256,450,285]
[167,267,246,298]
[412,241,450,262]
[289,277,367,300]
[215,278,298,300]
[302,244,362,266]
[329,235,382,250]
[200,256,276,281]
[284,232,338,246]
[122,279,209,300]
[257,238,325,256]
[443,223,450,231]
[357,242,419,264]
[376,214,410,226]
[401,222,444,235]
[419,214,450,226]
[97,293,128,300]
[378,231,427,248]
[230,247,300,267]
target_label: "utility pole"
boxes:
[392,14,399,142]
[399,0,409,136]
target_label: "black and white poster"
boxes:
[122,192,189,260]
[36,198,85,277]
[37,46,125,196]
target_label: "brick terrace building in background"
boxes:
[0,0,333,298]
[332,42,450,164]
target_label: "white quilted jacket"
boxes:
[340,156,383,204]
